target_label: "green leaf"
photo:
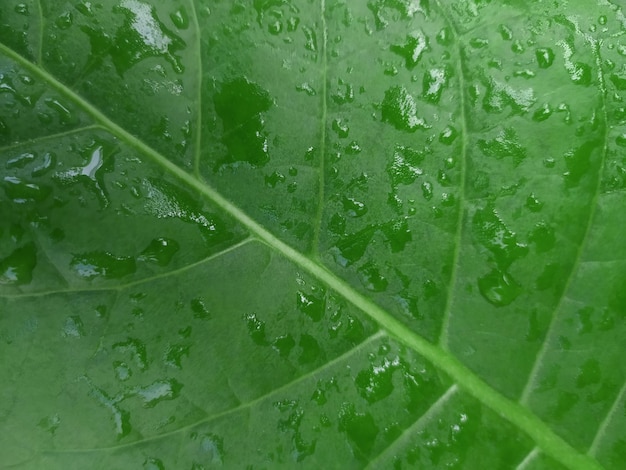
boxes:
[1,0,625,468]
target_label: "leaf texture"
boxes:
[1,0,626,468]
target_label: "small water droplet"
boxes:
[55,11,73,29]
[169,6,189,29]
[265,171,285,188]
[615,134,626,147]
[478,269,522,307]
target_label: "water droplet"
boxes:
[55,11,73,29]
[143,179,234,244]
[37,415,61,435]
[615,134,626,147]
[563,140,600,187]
[332,225,377,266]
[358,263,388,292]
[535,48,555,68]
[529,222,556,253]
[138,238,180,266]
[439,126,458,145]
[2,176,51,203]
[71,252,136,280]
[332,118,350,138]
[0,243,37,285]
[111,0,186,75]
[477,128,526,164]
[134,378,182,408]
[381,218,412,252]
[191,432,225,465]
[265,171,285,188]
[532,103,553,122]
[472,206,528,269]
[343,197,368,217]
[610,72,626,90]
[391,30,429,69]
[296,290,326,322]
[6,152,35,169]
[143,457,165,470]
[421,181,433,200]
[422,68,448,103]
[345,140,361,155]
[387,145,424,186]
[113,361,132,381]
[469,37,488,48]
[214,77,273,167]
[190,297,210,319]
[355,357,399,403]
[478,269,522,307]
[298,334,321,364]
[499,24,513,41]
[483,80,536,114]
[382,86,428,132]
[62,315,85,338]
[525,193,544,212]
[245,313,267,345]
[272,334,295,357]
[338,403,379,457]
[164,343,190,369]
[169,6,189,29]
[576,359,601,388]
[113,338,148,370]
[53,143,113,208]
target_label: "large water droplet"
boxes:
[214,77,273,167]
[112,0,186,75]
[391,30,429,69]
[387,145,424,186]
[113,337,148,370]
[338,403,379,457]
[382,86,428,132]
